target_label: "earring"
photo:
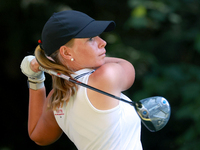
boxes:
[71,58,74,61]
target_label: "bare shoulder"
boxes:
[91,60,135,92]
[87,61,135,110]
[91,63,121,89]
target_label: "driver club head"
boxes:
[134,96,171,132]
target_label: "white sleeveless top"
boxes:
[54,69,142,150]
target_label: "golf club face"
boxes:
[135,96,171,132]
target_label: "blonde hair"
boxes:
[35,39,77,110]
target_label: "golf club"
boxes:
[39,66,171,132]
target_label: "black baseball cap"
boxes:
[41,10,116,55]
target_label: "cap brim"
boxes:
[74,20,115,38]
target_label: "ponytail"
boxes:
[34,44,77,110]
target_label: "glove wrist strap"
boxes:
[27,80,44,90]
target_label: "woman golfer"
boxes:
[20,10,142,150]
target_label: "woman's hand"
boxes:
[20,55,45,83]
[30,58,40,73]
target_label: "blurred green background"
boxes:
[1,0,200,149]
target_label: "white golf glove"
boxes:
[20,55,45,90]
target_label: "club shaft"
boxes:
[39,66,133,105]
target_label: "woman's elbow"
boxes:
[30,137,55,146]
[28,131,62,146]
[28,133,53,146]
[34,141,51,146]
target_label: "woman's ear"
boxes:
[59,46,72,60]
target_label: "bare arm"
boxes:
[104,57,135,91]
[88,57,135,110]
[27,59,63,145]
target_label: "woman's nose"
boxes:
[98,37,107,48]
